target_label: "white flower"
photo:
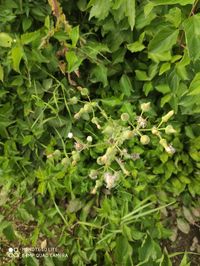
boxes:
[104,172,118,189]
[68,132,73,139]
[165,144,176,154]
[136,116,147,128]
[86,136,93,142]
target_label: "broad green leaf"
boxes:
[135,70,150,81]
[119,74,133,96]
[180,253,190,266]
[176,50,190,80]
[88,0,112,20]
[0,32,12,47]
[160,93,172,107]
[165,7,182,28]
[22,17,32,32]
[127,42,145,52]
[148,27,179,61]
[183,14,200,61]
[21,30,40,45]
[159,62,171,75]
[90,64,108,87]
[125,0,135,30]
[114,236,133,265]
[0,64,4,82]
[156,84,171,94]
[151,0,195,5]
[70,26,79,47]
[66,51,82,73]
[11,46,24,72]
[101,97,122,107]
[188,72,200,95]
[143,82,153,96]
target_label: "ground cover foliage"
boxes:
[0,0,200,265]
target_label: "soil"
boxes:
[162,224,200,266]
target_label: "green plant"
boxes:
[0,0,200,265]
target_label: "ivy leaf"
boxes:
[66,51,82,73]
[148,26,179,61]
[69,26,79,47]
[11,46,24,72]
[119,74,133,96]
[114,236,133,265]
[0,32,12,47]
[88,0,112,20]
[90,64,108,87]
[183,14,200,61]
[151,0,195,5]
[125,0,136,30]
[188,72,200,95]
[21,30,41,45]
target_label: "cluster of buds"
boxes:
[74,102,97,120]
[67,100,178,193]
[97,147,117,166]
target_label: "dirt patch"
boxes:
[162,224,200,266]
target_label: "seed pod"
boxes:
[97,156,106,165]
[140,135,150,145]
[53,149,61,158]
[161,110,174,123]
[81,87,89,96]
[159,138,168,148]
[121,113,130,121]
[83,103,93,112]
[151,126,159,136]
[61,157,70,166]
[69,96,78,104]
[141,102,151,112]
[165,125,176,134]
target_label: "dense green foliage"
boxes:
[0,0,200,265]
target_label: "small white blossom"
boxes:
[136,116,147,128]
[68,132,73,139]
[165,144,176,154]
[86,136,93,142]
[104,172,118,189]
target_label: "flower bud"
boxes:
[69,96,78,104]
[74,113,81,120]
[141,102,151,112]
[121,113,130,121]
[72,151,80,161]
[61,157,70,166]
[159,138,168,148]
[161,110,174,123]
[122,130,134,140]
[140,135,150,145]
[83,103,93,112]
[53,149,61,158]
[81,87,89,96]
[165,125,176,134]
[74,142,84,151]
[86,136,93,142]
[89,170,98,180]
[151,126,159,136]
[68,132,73,139]
[97,156,106,165]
